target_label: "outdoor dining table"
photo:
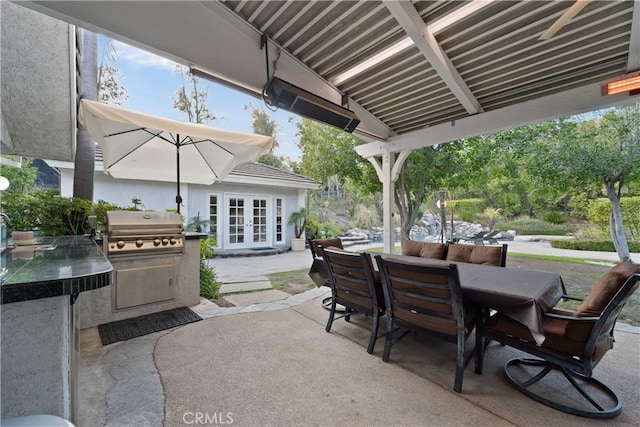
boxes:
[379,255,566,345]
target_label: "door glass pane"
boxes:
[253,198,268,243]
[209,195,218,239]
[228,198,243,245]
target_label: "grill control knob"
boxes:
[154,239,161,246]
[170,238,177,245]
[135,239,144,248]
[162,238,169,245]
[116,240,125,249]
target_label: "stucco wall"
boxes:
[1,2,75,160]
[1,296,71,419]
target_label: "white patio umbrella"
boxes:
[78,99,273,213]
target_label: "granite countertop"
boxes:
[0,235,113,304]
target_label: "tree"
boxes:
[98,38,128,105]
[297,119,370,185]
[75,36,129,201]
[288,207,311,238]
[395,143,465,240]
[246,104,287,169]
[172,65,216,124]
[527,105,640,262]
[0,158,38,197]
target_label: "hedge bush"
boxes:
[588,197,640,239]
[0,190,94,236]
[543,210,568,224]
[551,240,640,252]
[494,217,577,235]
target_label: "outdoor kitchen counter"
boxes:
[1,235,112,422]
[0,235,113,304]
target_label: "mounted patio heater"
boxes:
[264,77,360,133]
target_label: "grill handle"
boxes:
[108,229,183,236]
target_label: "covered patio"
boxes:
[78,287,640,426]
[3,1,640,425]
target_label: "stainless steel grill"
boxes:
[105,211,184,258]
[102,211,185,313]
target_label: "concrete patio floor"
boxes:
[78,240,640,426]
[78,286,640,426]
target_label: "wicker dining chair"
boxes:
[375,255,478,392]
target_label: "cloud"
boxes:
[113,40,177,72]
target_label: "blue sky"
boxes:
[104,38,302,161]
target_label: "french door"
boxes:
[226,195,271,249]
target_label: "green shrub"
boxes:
[319,222,341,238]
[572,224,611,241]
[92,200,123,227]
[200,237,217,259]
[551,240,640,252]
[0,189,93,236]
[588,197,640,239]
[304,217,322,240]
[568,193,591,219]
[543,210,568,224]
[450,198,487,222]
[494,217,577,235]
[199,259,220,299]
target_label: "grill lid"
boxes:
[106,211,183,236]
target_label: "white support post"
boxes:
[374,148,411,253]
[381,148,395,254]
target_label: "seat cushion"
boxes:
[401,240,446,259]
[575,262,640,317]
[312,238,343,257]
[489,314,586,356]
[446,244,504,266]
[468,245,504,266]
[445,244,474,263]
[394,303,475,336]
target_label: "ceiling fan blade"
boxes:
[539,0,591,41]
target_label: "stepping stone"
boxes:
[223,289,290,307]
[219,276,272,294]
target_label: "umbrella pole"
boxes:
[176,139,182,214]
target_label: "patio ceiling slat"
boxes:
[471,39,630,98]
[215,0,637,137]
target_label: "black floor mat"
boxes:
[98,307,202,345]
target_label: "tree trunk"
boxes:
[604,180,631,262]
[394,175,425,241]
[73,29,98,201]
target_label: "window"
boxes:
[275,198,284,243]
[208,195,219,243]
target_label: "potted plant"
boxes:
[186,212,210,233]
[288,208,310,251]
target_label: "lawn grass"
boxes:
[507,252,616,265]
[363,245,615,265]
